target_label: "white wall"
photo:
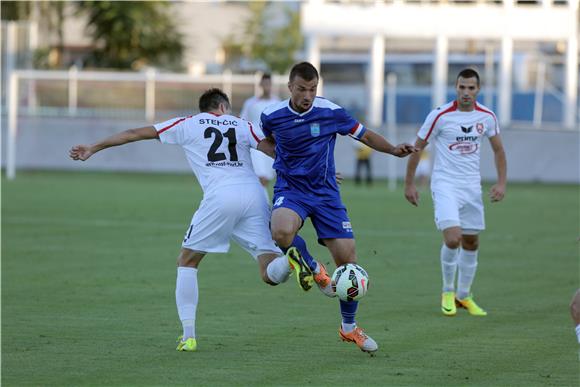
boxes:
[2,116,578,184]
[334,127,580,184]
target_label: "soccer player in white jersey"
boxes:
[69,88,305,352]
[240,73,280,201]
[404,68,507,317]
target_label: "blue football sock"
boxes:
[280,235,318,272]
[339,299,358,325]
[291,235,318,272]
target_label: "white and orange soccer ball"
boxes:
[332,263,369,302]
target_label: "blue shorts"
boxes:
[272,190,354,242]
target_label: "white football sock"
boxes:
[266,255,291,284]
[457,249,478,300]
[575,324,580,344]
[312,261,320,274]
[440,244,459,293]
[341,322,356,333]
[176,267,198,339]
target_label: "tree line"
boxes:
[1,1,301,74]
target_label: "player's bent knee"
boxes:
[462,240,479,250]
[271,228,294,247]
[444,238,461,249]
[461,235,479,250]
[177,248,205,268]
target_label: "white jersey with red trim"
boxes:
[241,96,280,127]
[154,112,264,193]
[417,101,500,185]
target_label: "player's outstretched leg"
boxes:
[290,235,334,296]
[175,249,204,352]
[338,300,378,354]
[176,266,199,351]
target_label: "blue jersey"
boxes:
[260,97,366,197]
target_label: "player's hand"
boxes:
[489,183,505,202]
[335,172,344,185]
[392,143,417,158]
[69,145,95,161]
[404,184,420,206]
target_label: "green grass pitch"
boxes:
[2,171,578,386]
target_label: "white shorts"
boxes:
[250,149,275,180]
[431,182,485,234]
[182,183,281,259]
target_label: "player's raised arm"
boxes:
[69,126,159,161]
[359,129,416,157]
[488,134,507,202]
[404,137,429,207]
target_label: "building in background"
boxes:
[1,0,578,182]
[301,0,578,129]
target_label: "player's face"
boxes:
[288,76,318,113]
[455,76,480,111]
[260,78,272,96]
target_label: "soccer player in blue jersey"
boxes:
[260,62,416,353]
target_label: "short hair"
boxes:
[198,88,230,112]
[261,73,272,81]
[289,62,319,82]
[457,68,480,86]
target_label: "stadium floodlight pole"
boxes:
[7,71,19,180]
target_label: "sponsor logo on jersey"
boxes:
[294,118,305,123]
[205,161,243,167]
[476,123,484,134]
[274,196,285,207]
[448,142,478,155]
[455,135,479,142]
[310,123,320,137]
[461,125,473,133]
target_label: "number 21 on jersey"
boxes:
[204,127,238,162]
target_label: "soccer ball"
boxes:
[332,263,369,302]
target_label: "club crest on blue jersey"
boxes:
[310,123,320,137]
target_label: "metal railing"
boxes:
[5,68,292,179]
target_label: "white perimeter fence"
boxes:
[5,69,292,180]
[4,68,579,184]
